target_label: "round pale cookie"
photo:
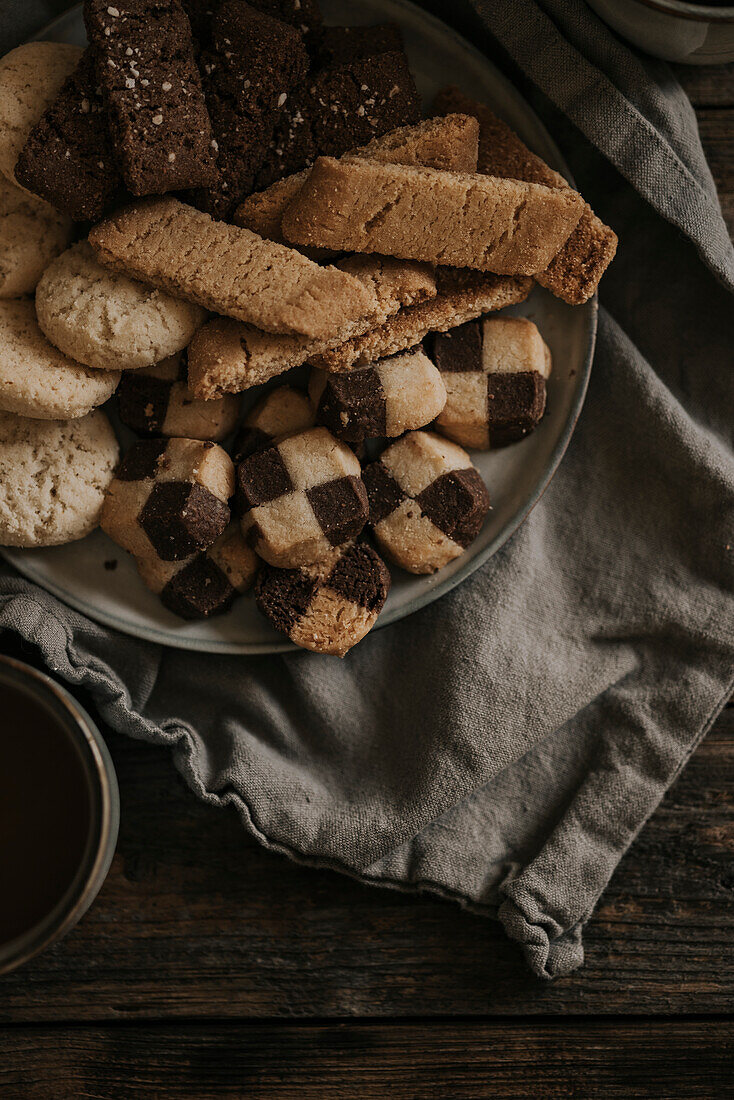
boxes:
[35,241,207,371]
[0,175,74,299]
[0,42,82,191]
[0,298,120,420]
[0,408,119,547]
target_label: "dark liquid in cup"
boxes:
[0,683,92,947]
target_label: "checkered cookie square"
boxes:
[101,437,234,562]
[256,540,391,657]
[117,353,241,442]
[308,348,446,445]
[233,386,315,463]
[363,431,490,574]
[432,317,551,450]
[237,427,369,568]
[136,524,258,620]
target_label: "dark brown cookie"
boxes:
[255,50,421,189]
[256,539,390,656]
[14,49,121,221]
[84,0,217,195]
[432,317,551,450]
[312,23,403,68]
[191,0,309,217]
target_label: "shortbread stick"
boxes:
[433,86,617,304]
[89,197,376,340]
[282,156,585,275]
[187,256,436,399]
[310,269,532,374]
[233,114,481,244]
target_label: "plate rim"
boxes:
[3,0,597,655]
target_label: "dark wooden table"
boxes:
[2,64,734,1100]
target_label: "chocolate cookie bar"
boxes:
[14,49,121,221]
[234,114,480,246]
[432,317,550,450]
[313,23,403,68]
[255,50,421,189]
[363,431,490,574]
[311,268,533,374]
[101,437,234,561]
[309,348,446,444]
[192,1,309,218]
[117,353,241,441]
[84,0,217,195]
[237,426,368,568]
[433,86,618,305]
[256,540,390,656]
[233,386,314,462]
[283,156,585,274]
[186,256,436,399]
[136,523,258,619]
[89,197,375,339]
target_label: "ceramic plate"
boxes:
[2,0,596,653]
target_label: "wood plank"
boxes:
[696,109,734,237]
[676,63,734,109]
[0,696,730,1022]
[1,1019,732,1099]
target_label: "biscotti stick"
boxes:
[187,256,437,399]
[282,156,585,275]
[433,86,617,305]
[233,114,481,244]
[89,197,376,340]
[310,269,532,374]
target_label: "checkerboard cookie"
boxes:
[0,175,73,299]
[234,114,480,247]
[432,317,551,450]
[233,386,314,463]
[117,353,240,441]
[0,42,82,193]
[36,241,206,373]
[89,197,375,340]
[136,524,258,620]
[237,427,368,568]
[14,50,121,222]
[433,86,617,305]
[311,268,532,374]
[309,348,446,444]
[187,256,436,399]
[256,540,390,657]
[84,0,217,195]
[101,437,234,561]
[363,431,490,574]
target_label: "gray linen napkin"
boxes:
[1,0,732,979]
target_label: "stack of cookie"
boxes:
[0,1,617,655]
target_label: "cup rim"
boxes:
[629,0,734,23]
[0,654,119,975]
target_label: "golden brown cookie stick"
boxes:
[310,269,533,374]
[233,114,481,245]
[281,156,585,275]
[88,197,376,339]
[187,256,437,399]
[433,86,617,305]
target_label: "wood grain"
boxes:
[0,706,731,1022]
[1,1019,732,1099]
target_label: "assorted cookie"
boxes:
[117,353,241,441]
[432,317,551,450]
[309,349,446,444]
[256,540,390,656]
[0,408,118,547]
[363,431,491,574]
[237,427,368,568]
[0,5,615,652]
[101,437,234,561]
[35,241,206,372]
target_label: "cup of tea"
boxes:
[0,654,119,974]
[586,0,734,63]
